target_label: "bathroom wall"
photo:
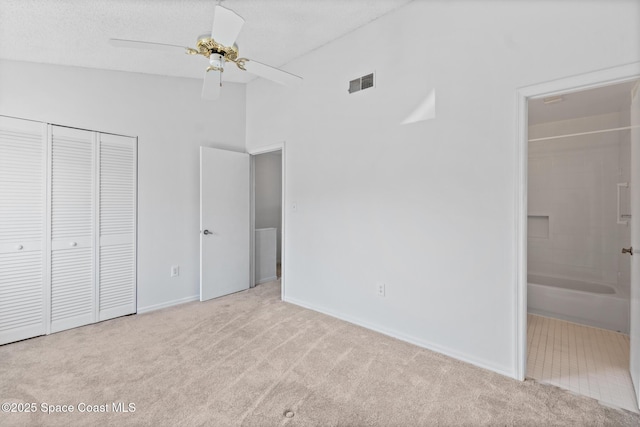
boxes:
[528,112,631,297]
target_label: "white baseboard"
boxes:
[256,276,278,285]
[283,296,515,380]
[137,295,199,314]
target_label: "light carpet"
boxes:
[0,280,638,426]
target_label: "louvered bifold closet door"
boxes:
[98,133,136,321]
[0,117,47,345]
[50,126,95,333]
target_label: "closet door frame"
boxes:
[1,117,136,343]
[45,124,51,334]
[40,122,49,337]
[93,132,100,322]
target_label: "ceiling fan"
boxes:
[109,4,302,100]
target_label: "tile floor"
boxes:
[527,314,638,413]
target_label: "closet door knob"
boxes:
[70,242,77,247]
[16,245,23,250]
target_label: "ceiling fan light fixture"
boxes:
[207,54,224,72]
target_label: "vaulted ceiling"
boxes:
[0,0,412,83]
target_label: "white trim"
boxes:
[199,147,204,301]
[514,87,527,381]
[248,143,285,156]
[247,142,286,300]
[249,155,256,288]
[133,137,139,314]
[137,294,199,314]
[519,63,640,100]
[93,132,99,323]
[515,62,640,381]
[255,276,278,285]
[44,123,52,336]
[285,296,514,378]
[281,145,286,301]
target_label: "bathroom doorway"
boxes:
[250,146,284,293]
[516,65,640,412]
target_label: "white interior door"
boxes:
[630,81,640,408]
[200,147,250,301]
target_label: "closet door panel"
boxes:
[0,117,46,345]
[98,134,136,321]
[50,247,93,331]
[50,126,95,333]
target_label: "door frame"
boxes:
[514,62,640,381]
[248,142,286,300]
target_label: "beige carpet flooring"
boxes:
[1,280,639,426]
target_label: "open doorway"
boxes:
[249,144,285,299]
[527,80,637,411]
[516,64,640,413]
[199,143,286,302]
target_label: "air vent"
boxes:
[348,73,375,94]
[349,79,361,94]
[361,73,374,90]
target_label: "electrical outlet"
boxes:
[377,283,385,297]
[171,265,180,277]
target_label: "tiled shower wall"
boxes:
[528,112,631,298]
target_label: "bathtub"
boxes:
[528,274,629,334]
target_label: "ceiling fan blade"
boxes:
[242,59,303,88]
[109,38,190,53]
[211,5,245,47]
[201,69,222,100]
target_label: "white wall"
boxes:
[0,59,246,311]
[254,152,282,261]
[528,112,631,298]
[245,0,640,377]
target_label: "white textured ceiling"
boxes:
[0,0,412,83]
[529,80,639,125]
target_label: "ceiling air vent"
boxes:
[348,73,375,94]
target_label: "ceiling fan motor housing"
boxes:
[196,34,239,62]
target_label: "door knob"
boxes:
[203,230,212,235]
[622,247,633,255]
